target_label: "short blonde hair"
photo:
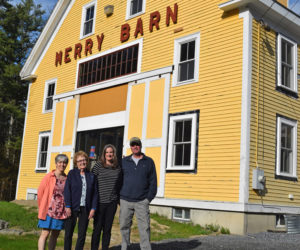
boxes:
[73,151,89,166]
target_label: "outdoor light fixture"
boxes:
[104,5,114,17]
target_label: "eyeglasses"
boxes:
[77,159,87,163]
[130,143,140,147]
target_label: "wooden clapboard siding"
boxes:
[164,2,243,202]
[249,19,300,206]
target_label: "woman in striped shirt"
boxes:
[91,144,122,250]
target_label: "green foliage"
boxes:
[220,226,230,234]
[150,213,212,241]
[205,224,220,232]
[0,234,39,250]
[0,201,38,231]
[0,0,45,201]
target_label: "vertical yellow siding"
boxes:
[146,79,165,139]
[52,102,64,146]
[63,99,76,145]
[127,83,145,140]
[145,147,161,185]
[249,20,300,206]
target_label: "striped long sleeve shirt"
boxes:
[92,162,122,204]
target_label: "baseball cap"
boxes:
[130,137,142,146]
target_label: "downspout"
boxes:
[255,21,261,168]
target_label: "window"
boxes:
[167,112,198,170]
[43,80,56,112]
[173,208,190,221]
[81,1,96,38]
[36,132,50,170]
[26,189,37,200]
[276,215,285,228]
[78,44,139,87]
[173,32,200,86]
[126,0,145,19]
[277,34,298,94]
[276,116,297,178]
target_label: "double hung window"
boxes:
[126,0,145,19]
[173,32,200,86]
[36,132,50,170]
[277,34,298,94]
[167,112,198,170]
[81,1,96,38]
[276,116,297,178]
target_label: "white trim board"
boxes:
[55,66,173,100]
[77,111,126,132]
[151,198,300,214]
[15,83,32,199]
[239,9,252,205]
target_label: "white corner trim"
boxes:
[77,111,126,132]
[15,83,32,200]
[239,9,252,205]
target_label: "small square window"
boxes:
[167,112,198,170]
[43,80,56,113]
[277,34,298,94]
[26,189,37,200]
[126,0,145,19]
[276,116,297,178]
[276,215,285,228]
[173,208,191,221]
[173,32,200,86]
[36,132,50,170]
[81,1,96,39]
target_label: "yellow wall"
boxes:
[17,0,244,201]
[249,20,300,206]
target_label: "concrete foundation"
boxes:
[150,205,285,235]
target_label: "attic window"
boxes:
[77,44,139,88]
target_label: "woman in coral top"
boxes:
[37,154,69,250]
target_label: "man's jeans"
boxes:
[120,199,151,250]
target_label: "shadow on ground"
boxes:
[110,239,202,250]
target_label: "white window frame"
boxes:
[167,113,197,171]
[276,116,297,178]
[35,131,51,171]
[277,34,298,93]
[172,208,191,221]
[126,0,146,20]
[26,188,37,200]
[80,0,97,39]
[173,32,200,87]
[42,79,56,113]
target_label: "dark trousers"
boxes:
[64,206,89,250]
[91,201,118,250]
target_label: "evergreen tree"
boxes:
[0,0,45,200]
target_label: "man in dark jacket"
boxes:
[120,137,157,250]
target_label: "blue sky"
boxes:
[10,0,300,19]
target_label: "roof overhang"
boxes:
[20,0,72,80]
[219,0,300,41]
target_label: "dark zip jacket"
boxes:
[64,168,98,212]
[120,154,157,202]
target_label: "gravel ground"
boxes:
[110,232,300,250]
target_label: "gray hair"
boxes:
[55,154,69,164]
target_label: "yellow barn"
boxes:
[16,0,300,234]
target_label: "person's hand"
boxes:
[66,207,71,218]
[88,209,95,219]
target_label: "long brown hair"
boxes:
[100,144,118,168]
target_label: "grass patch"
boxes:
[150,213,212,241]
[0,234,39,250]
[0,201,38,231]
